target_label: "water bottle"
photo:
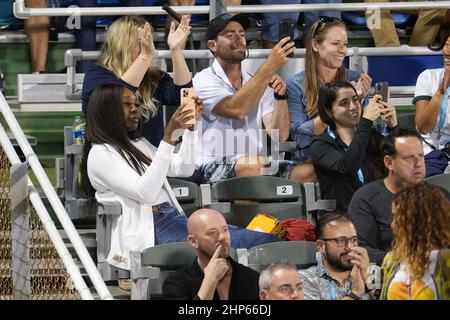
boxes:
[380,121,389,137]
[72,115,85,145]
[0,70,5,95]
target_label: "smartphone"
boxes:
[180,88,196,125]
[162,4,182,23]
[374,82,389,102]
[279,20,295,58]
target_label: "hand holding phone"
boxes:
[163,4,182,23]
[279,20,295,58]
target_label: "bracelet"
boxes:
[274,92,288,100]
[346,291,361,300]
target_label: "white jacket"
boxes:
[87,130,197,270]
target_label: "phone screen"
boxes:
[180,88,196,125]
[374,82,389,102]
[279,20,295,57]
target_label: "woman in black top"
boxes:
[310,81,398,210]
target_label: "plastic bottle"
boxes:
[73,115,85,145]
[0,70,5,95]
[380,121,389,137]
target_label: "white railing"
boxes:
[0,92,113,300]
[64,46,442,99]
[13,0,450,18]
[227,2,450,13]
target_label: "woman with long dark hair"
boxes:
[310,81,397,211]
[83,83,279,272]
[286,17,372,183]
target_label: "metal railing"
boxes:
[13,0,450,18]
[64,46,442,99]
[227,2,450,13]
[0,92,113,300]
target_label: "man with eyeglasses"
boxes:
[348,128,427,265]
[259,262,304,300]
[299,211,375,300]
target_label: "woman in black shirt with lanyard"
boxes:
[310,81,398,211]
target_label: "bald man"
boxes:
[162,208,261,300]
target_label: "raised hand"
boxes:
[262,36,295,75]
[138,22,156,60]
[349,264,365,297]
[167,15,191,51]
[203,245,230,283]
[348,246,370,283]
[379,100,398,128]
[351,73,372,99]
[269,74,287,96]
[362,95,383,122]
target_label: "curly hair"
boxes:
[391,182,450,281]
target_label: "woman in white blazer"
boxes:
[83,83,279,271]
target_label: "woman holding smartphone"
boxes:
[83,83,280,273]
[286,17,372,183]
[81,15,192,147]
[310,81,397,211]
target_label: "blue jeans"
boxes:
[259,0,342,42]
[153,203,279,248]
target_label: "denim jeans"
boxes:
[153,203,279,248]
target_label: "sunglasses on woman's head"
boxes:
[312,16,344,38]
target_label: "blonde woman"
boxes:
[82,15,192,146]
[286,17,372,183]
[381,182,450,300]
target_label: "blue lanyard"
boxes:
[327,128,365,184]
[438,87,450,131]
[328,280,337,300]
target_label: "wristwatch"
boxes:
[274,91,288,100]
[346,291,361,300]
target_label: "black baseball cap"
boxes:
[205,13,250,40]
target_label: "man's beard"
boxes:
[216,47,246,63]
[325,251,352,272]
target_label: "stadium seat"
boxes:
[342,12,410,27]
[303,182,336,226]
[237,241,317,272]
[397,113,416,130]
[167,177,201,216]
[130,242,195,299]
[130,243,238,300]
[96,200,128,281]
[204,176,306,228]
[425,173,450,193]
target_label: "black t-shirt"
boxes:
[162,257,260,300]
[348,179,393,265]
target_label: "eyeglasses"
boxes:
[312,16,344,38]
[321,236,358,247]
[277,284,303,296]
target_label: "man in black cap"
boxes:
[191,13,300,184]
